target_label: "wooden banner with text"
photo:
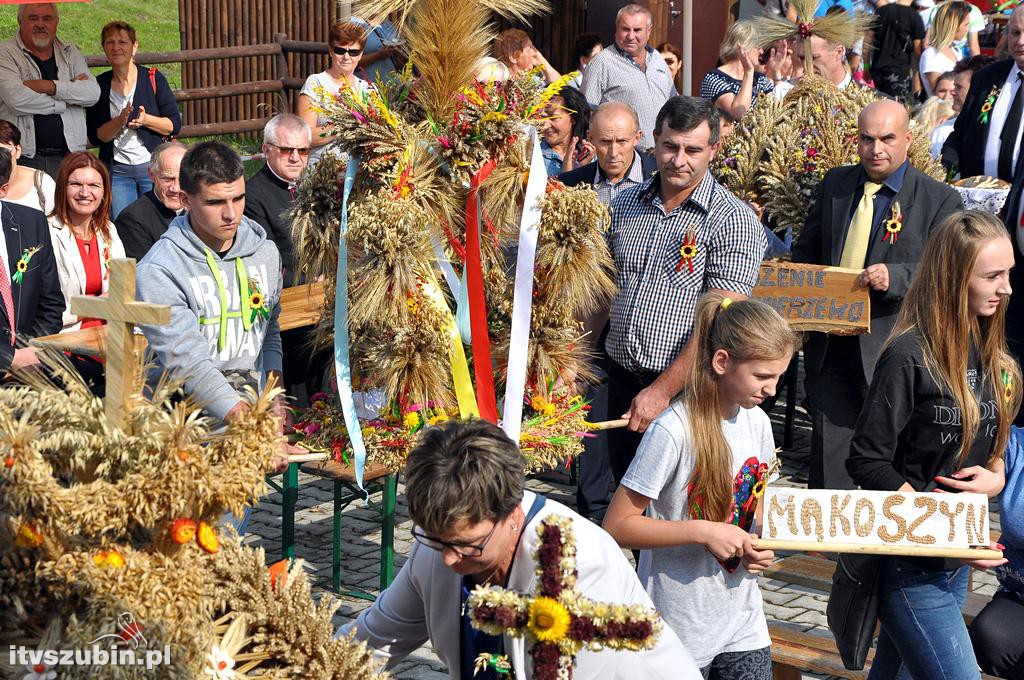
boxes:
[753,262,870,335]
[755,487,1001,559]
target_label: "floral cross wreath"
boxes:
[467,514,662,678]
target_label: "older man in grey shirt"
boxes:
[580,4,675,149]
[0,3,99,176]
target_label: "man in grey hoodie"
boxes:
[136,141,291,470]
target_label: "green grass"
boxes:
[0,0,182,87]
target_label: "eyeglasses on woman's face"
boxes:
[411,521,499,558]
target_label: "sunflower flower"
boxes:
[527,596,571,643]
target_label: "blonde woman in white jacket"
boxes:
[47,151,125,334]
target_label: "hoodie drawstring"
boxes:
[199,248,254,351]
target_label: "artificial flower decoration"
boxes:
[12,245,42,285]
[203,644,236,679]
[197,521,221,554]
[676,225,699,273]
[92,549,126,569]
[22,663,57,680]
[882,201,903,244]
[14,522,43,549]
[247,278,270,324]
[468,515,663,678]
[1004,369,1014,407]
[171,518,198,544]
[979,85,1001,125]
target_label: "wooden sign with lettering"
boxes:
[753,262,870,335]
[755,487,1000,559]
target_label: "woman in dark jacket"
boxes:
[86,21,180,218]
[845,211,1017,679]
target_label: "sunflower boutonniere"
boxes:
[247,277,270,323]
[979,85,1001,125]
[882,201,903,244]
[676,224,698,273]
[12,245,43,284]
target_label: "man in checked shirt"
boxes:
[585,96,765,484]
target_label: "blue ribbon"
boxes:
[334,155,368,491]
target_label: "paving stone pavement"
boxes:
[243,376,1001,679]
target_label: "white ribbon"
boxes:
[501,127,547,442]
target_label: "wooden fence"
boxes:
[84,36,324,138]
[82,0,590,138]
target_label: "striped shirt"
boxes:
[580,45,676,149]
[605,171,766,374]
[700,69,775,105]
[594,150,648,206]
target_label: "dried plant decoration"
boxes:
[294,0,613,472]
[0,354,388,678]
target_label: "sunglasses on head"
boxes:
[331,45,363,57]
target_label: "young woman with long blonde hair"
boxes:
[920,1,972,97]
[847,210,1020,679]
[604,292,800,679]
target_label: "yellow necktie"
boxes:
[840,181,883,269]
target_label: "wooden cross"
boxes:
[70,259,171,430]
[466,514,662,678]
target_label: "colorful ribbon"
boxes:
[334,156,369,490]
[502,128,547,443]
[422,277,479,419]
[465,158,499,422]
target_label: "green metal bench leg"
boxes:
[379,473,397,590]
[281,462,298,561]
[333,479,343,593]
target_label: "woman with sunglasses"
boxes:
[338,418,700,680]
[297,21,370,165]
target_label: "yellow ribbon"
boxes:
[422,278,478,419]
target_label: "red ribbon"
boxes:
[798,22,813,39]
[466,158,500,422]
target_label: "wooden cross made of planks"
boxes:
[70,259,170,430]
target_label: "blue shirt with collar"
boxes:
[847,159,910,242]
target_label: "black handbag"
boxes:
[827,552,886,670]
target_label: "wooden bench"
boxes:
[265,457,398,601]
[764,552,997,679]
[770,625,871,680]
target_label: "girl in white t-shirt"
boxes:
[604,293,799,679]
[297,21,372,165]
[920,1,971,97]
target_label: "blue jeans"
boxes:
[110,161,152,218]
[869,560,979,680]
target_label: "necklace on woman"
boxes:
[477,508,526,587]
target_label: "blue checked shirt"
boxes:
[605,171,766,374]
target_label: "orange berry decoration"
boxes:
[196,521,220,554]
[268,559,289,589]
[92,549,126,568]
[14,523,43,549]
[170,518,198,544]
